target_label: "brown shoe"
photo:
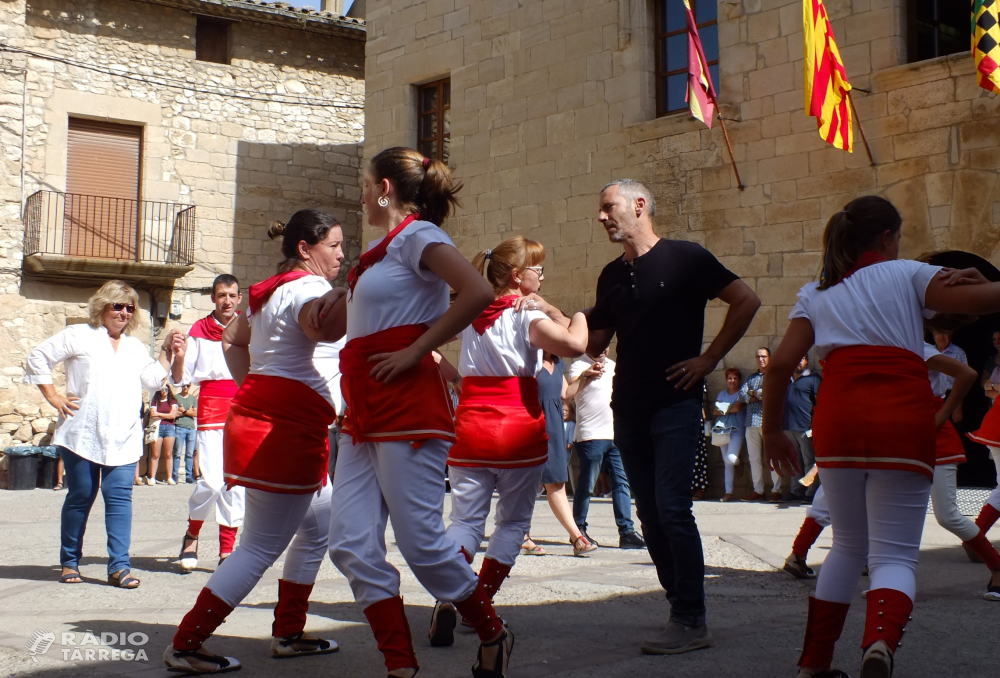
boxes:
[720,493,734,502]
[740,492,764,502]
[770,491,783,502]
[692,489,707,501]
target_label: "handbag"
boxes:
[711,430,731,447]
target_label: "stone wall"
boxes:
[0,0,365,448]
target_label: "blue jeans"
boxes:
[59,447,136,576]
[172,426,196,483]
[614,399,706,627]
[572,439,635,535]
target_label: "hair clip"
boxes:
[422,157,431,169]
[484,249,492,260]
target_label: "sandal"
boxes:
[519,541,546,556]
[428,601,456,647]
[472,626,514,678]
[108,569,140,589]
[572,535,597,557]
[59,570,83,584]
[783,554,817,579]
[179,533,199,572]
[163,645,242,674]
[271,632,339,658]
[53,482,63,491]
[861,640,893,678]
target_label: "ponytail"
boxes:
[473,236,545,293]
[267,209,340,273]
[368,147,462,226]
[818,195,901,289]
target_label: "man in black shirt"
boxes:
[587,179,760,655]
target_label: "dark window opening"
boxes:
[196,16,232,65]
[655,0,719,117]
[907,0,966,63]
[417,78,451,163]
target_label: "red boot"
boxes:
[975,504,1000,533]
[453,580,504,643]
[792,518,824,559]
[860,588,913,678]
[172,587,234,650]
[218,525,238,559]
[478,558,512,603]
[273,579,313,638]
[364,596,418,674]
[963,533,1000,571]
[797,596,851,670]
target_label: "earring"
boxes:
[378,196,389,208]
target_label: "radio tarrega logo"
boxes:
[25,631,55,662]
[25,630,150,663]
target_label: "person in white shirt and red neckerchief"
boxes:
[311,147,505,678]
[763,195,1000,678]
[25,280,186,588]
[175,274,246,571]
[164,210,347,674]
[427,236,589,648]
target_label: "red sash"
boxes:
[347,214,419,297]
[248,271,312,315]
[189,314,227,341]
[967,401,1000,448]
[472,296,519,335]
[448,377,548,468]
[340,324,456,445]
[223,374,336,494]
[196,379,238,430]
[933,397,966,465]
[812,346,937,478]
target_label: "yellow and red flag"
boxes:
[804,0,853,151]
[684,0,717,128]
[973,0,1000,93]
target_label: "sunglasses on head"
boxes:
[111,303,136,313]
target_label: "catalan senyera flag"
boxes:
[803,0,853,151]
[684,0,717,128]
[973,0,1000,93]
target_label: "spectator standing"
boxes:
[739,348,782,501]
[173,383,198,484]
[146,384,178,485]
[783,357,821,501]
[565,351,645,549]
[712,368,745,501]
[930,328,967,403]
[586,179,760,655]
[25,280,185,587]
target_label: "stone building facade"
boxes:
[363,0,1000,492]
[0,0,365,449]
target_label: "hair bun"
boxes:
[267,221,287,240]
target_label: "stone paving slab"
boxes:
[0,485,994,677]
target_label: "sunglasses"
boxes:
[111,303,136,314]
[524,266,544,275]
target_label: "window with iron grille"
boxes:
[417,79,451,163]
[906,0,966,63]
[655,0,719,117]
[196,16,232,65]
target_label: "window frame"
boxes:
[195,15,233,65]
[905,0,967,64]
[654,0,719,118]
[416,78,451,163]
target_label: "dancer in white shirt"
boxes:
[176,275,246,570]
[164,210,346,674]
[26,280,185,587]
[427,236,588,647]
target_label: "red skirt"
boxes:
[813,346,937,479]
[448,377,548,469]
[967,401,1000,448]
[934,397,966,465]
[196,379,238,431]
[223,374,336,494]
[340,324,456,445]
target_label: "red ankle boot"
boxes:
[478,558,512,603]
[273,579,313,638]
[797,596,851,670]
[861,588,912,654]
[218,525,238,559]
[792,518,825,559]
[453,581,504,643]
[364,596,418,674]
[173,588,234,650]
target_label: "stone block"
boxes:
[14,423,31,442]
[705,228,745,257]
[748,62,794,99]
[748,10,781,43]
[908,102,972,133]
[757,153,809,183]
[796,168,876,199]
[886,79,954,115]
[745,223,804,254]
[876,157,930,187]
[782,252,822,277]
[893,128,950,160]
[765,199,820,224]
[756,275,814,306]
[960,120,1000,150]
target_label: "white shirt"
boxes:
[923,342,942,397]
[458,306,548,377]
[24,323,167,466]
[248,275,344,413]
[927,342,967,397]
[346,220,453,341]
[566,355,615,442]
[175,315,234,386]
[790,259,942,360]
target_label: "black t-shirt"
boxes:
[589,239,738,417]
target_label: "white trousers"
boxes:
[806,484,831,527]
[328,437,478,608]
[207,482,332,608]
[187,429,245,528]
[815,468,931,604]
[721,429,744,494]
[986,448,1000,514]
[446,465,544,567]
[745,426,780,494]
[931,463,979,541]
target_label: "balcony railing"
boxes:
[23,191,196,268]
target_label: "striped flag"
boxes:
[973,0,1000,93]
[684,0,716,128]
[804,0,853,151]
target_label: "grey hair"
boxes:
[602,179,656,217]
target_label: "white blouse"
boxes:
[458,306,549,378]
[24,323,168,466]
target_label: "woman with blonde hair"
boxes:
[428,236,589,647]
[25,280,185,587]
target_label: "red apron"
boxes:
[196,379,238,431]
[340,324,456,445]
[933,397,966,465]
[448,376,548,469]
[967,401,1000,448]
[223,374,336,494]
[812,346,937,479]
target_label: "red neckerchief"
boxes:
[189,313,233,342]
[472,295,519,335]
[840,251,888,283]
[347,213,420,298]
[248,271,312,315]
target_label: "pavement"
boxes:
[0,484,995,678]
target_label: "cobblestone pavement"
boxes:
[0,484,994,677]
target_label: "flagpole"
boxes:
[713,106,744,191]
[846,91,875,166]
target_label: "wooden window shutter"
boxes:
[65,118,142,259]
